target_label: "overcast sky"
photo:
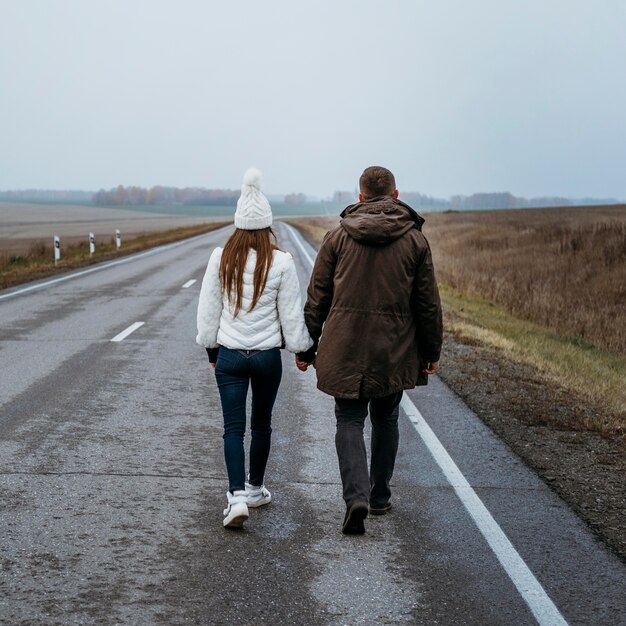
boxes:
[1,1,625,198]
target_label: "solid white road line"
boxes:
[285,221,569,626]
[0,228,227,302]
[182,279,197,289]
[400,395,568,626]
[110,321,145,343]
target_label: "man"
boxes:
[296,166,443,535]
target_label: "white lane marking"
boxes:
[110,321,145,343]
[282,222,316,267]
[0,227,228,302]
[181,279,197,289]
[285,221,569,626]
[400,395,568,626]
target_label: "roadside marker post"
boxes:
[89,232,95,256]
[54,236,60,264]
[115,229,121,249]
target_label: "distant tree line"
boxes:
[331,190,448,208]
[398,192,448,209]
[330,189,619,211]
[332,191,356,203]
[1,186,618,211]
[92,185,240,206]
[448,193,619,210]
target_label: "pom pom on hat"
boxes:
[234,167,272,230]
[242,167,263,189]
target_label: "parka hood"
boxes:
[340,197,425,246]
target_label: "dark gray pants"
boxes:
[334,391,403,508]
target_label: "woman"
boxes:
[196,168,313,528]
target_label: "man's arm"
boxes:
[297,229,338,364]
[412,236,443,367]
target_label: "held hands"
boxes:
[422,361,440,375]
[295,356,315,372]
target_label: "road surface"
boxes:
[0,222,624,625]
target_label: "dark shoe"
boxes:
[342,501,368,534]
[369,502,392,516]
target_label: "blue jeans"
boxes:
[214,347,282,493]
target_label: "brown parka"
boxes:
[303,196,443,399]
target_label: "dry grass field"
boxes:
[424,205,626,354]
[0,222,228,290]
[0,202,223,256]
[423,205,626,438]
[0,201,229,289]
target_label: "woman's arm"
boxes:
[196,247,224,348]
[276,254,314,353]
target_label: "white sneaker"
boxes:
[245,482,272,508]
[223,490,249,528]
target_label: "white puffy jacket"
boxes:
[196,247,313,353]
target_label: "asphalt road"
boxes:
[0,222,624,626]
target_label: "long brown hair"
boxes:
[219,227,278,317]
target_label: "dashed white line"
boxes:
[182,279,197,289]
[110,321,145,343]
[284,221,569,626]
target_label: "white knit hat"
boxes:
[234,167,272,230]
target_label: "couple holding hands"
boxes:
[196,165,442,533]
